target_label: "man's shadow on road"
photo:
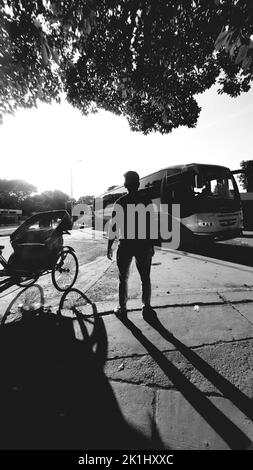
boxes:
[0,288,163,450]
[119,310,253,450]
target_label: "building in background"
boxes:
[0,209,22,226]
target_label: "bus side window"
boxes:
[161,177,173,204]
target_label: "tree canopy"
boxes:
[1,0,253,133]
[0,178,37,208]
[22,189,70,213]
[0,180,71,213]
[76,195,94,205]
[239,159,253,191]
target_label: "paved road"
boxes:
[0,226,17,236]
[1,229,253,311]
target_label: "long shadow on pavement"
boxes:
[119,315,252,450]
[145,314,253,424]
[0,302,160,450]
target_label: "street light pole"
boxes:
[70,160,82,216]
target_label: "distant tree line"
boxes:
[0,178,94,215]
[76,195,94,206]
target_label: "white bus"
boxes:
[92,163,243,246]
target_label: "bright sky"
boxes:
[1,84,253,199]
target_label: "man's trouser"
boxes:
[116,242,153,309]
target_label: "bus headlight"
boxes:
[197,221,213,227]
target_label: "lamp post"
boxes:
[70,159,82,216]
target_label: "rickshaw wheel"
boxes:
[52,249,78,291]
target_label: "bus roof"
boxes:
[97,163,232,198]
[159,163,231,176]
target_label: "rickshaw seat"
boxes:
[9,210,71,269]
[13,229,63,265]
[23,228,55,244]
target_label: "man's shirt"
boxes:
[108,191,155,246]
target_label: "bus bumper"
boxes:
[193,228,243,242]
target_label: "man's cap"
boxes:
[123,171,140,185]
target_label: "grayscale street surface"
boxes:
[1,227,253,449]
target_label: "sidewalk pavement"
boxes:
[75,244,253,451]
[91,288,253,450]
[1,245,253,449]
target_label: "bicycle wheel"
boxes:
[52,249,78,291]
[2,284,44,324]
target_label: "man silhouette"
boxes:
[107,171,155,318]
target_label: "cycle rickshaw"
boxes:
[0,210,78,291]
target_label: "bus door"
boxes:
[160,173,197,244]
[160,173,185,233]
[161,173,195,214]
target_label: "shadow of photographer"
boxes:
[0,287,160,450]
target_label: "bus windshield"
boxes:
[193,175,237,200]
[166,169,240,208]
